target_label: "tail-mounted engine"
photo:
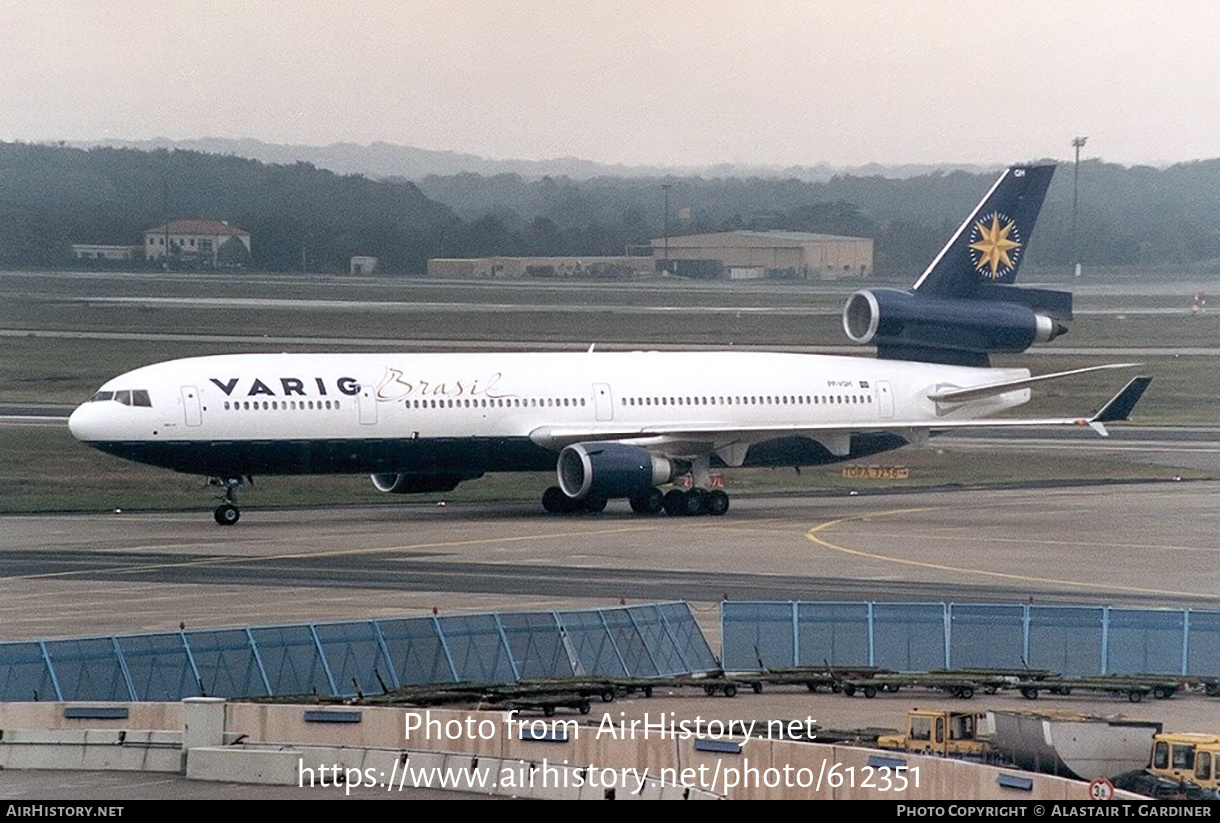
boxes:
[842,285,1071,367]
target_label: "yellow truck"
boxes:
[1147,732,1220,793]
[877,709,990,759]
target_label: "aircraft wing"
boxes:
[530,376,1152,450]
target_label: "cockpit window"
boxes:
[88,389,152,407]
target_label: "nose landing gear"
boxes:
[209,476,245,525]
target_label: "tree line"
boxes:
[3,142,1219,277]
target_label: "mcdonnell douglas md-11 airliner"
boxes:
[69,164,1150,524]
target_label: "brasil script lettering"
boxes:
[375,369,512,402]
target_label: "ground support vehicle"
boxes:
[1015,675,1181,703]
[840,672,1006,699]
[877,710,991,759]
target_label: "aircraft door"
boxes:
[181,386,202,427]
[593,383,614,422]
[876,381,894,419]
[358,384,377,425]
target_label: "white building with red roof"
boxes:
[143,219,251,266]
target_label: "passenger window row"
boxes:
[622,394,873,407]
[223,400,340,411]
[405,398,586,409]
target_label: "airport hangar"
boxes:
[425,229,874,281]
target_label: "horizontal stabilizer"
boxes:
[928,363,1140,404]
[974,283,1073,320]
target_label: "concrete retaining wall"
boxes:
[0,701,1142,800]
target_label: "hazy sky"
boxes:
[5,0,1218,167]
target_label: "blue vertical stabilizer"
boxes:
[913,164,1056,298]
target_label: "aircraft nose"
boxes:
[68,402,101,442]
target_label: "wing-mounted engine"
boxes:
[843,286,1070,367]
[370,472,481,494]
[557,442,675,500]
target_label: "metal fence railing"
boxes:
[721,601,1220,676]
[0,602,716,702]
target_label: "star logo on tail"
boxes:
[968,212,1022,280]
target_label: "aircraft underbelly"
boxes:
[84,429,911,477]
[85,436,557,477]
[738,431,910,468]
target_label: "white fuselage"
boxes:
[69,350,1030,479]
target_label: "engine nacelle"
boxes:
[557,442,674,500]
[370,473,472,494]
[843,288,1066,366]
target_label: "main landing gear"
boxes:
[661,488,730,517]
[210,476,245,526]
[541,486,730,517]
[652,455,730,517]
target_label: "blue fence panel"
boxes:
[558,610,627,677]
[43,638,131,701]
[497,612,572,679]
[949,605,1027,670]
[0,642,59,702]
[1106,609,1186,676]
[116,634,200,701]
[435,614,516,683]
[248,625,333,697]
[796,602,870,667]
[17,601,1216,703]
[721,602,796,670]
[314,621,390,698]
[598,608,658,678]
[1027,607,1103,676]
[1186,611,1220,677]
[625,605,686,675]
[183,630,268,698]
[376,618,454,685]
[872,603,947,671]
[657,602,718,673]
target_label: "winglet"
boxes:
[1090,376,1152,424]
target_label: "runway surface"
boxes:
[2,481,1217,642]
[5,479,1220,798]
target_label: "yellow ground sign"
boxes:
[841,465,910,480]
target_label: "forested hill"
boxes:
[416,159,1220,276]
[0,143,458,272]
[4,141,1220,277]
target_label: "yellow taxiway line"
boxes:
[805,508,1219,600]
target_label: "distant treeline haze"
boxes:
[2,142,1218,276]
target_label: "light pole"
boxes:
[661,183,672,271]
[1071,136,1087,277]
